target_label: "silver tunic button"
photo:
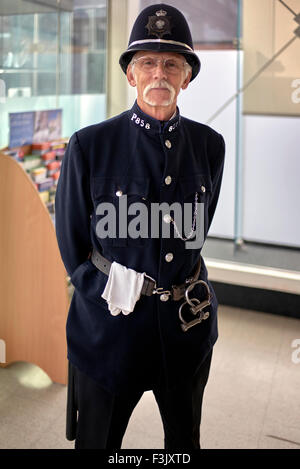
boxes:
[163,214,172,224]
[116,190,123,197]
[165,139,172,149]
[160,293,169,302]
[165,252,174,262]
[201,185,206,193]
[165,175,172,185]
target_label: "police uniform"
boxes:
[55,3,225,449]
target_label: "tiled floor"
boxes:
[1,305,300,449]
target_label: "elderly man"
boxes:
[55,4,225,450]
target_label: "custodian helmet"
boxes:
[119,3,200,81]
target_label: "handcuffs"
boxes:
[152,277,212,333]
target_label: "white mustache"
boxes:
[143,80,176,106]
[143,80,175,97]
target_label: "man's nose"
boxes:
[153,60,168,80]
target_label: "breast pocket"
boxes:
[178,174,212,246]
[91,176,150,247]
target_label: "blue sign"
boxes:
[9,111,35,148]
[9,109,62,148]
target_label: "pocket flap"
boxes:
[92,176,150,199]
[179,174,212,198]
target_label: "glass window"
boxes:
[0,0,107,148]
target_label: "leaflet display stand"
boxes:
[0,151,69,384]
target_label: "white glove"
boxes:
[101,261,145,316]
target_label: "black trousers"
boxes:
[67,351,212,450]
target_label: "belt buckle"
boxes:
[179,279,211,332]
[152,286,172,302]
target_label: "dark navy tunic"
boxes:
[55,100,225,395]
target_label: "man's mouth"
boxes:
[150,87,170,91]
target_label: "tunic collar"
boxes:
[128,100,181,135]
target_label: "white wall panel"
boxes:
[243,115,300,247]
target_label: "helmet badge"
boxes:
[146,9,172,39]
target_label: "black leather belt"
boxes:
[90,248,201,301]
[91,248,156,297]
[90,248,211,332]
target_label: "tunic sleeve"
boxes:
[55,132,93,277]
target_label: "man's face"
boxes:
[127,51,191,112]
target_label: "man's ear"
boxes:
[126,65,136,87]
[181,70,192,90]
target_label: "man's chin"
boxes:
[144,99,172,107]
[143,93,173,105]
